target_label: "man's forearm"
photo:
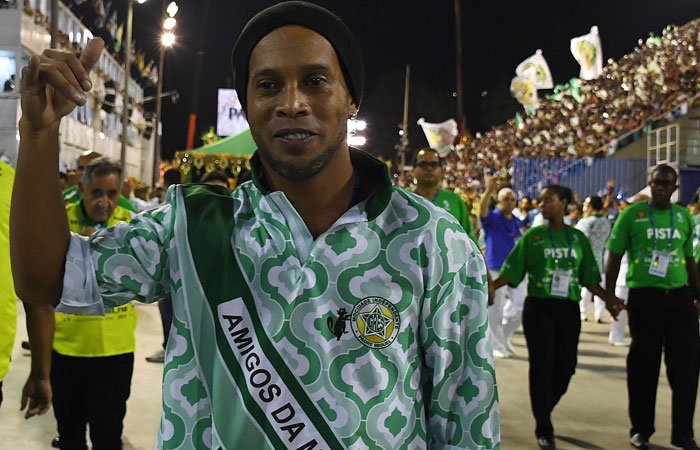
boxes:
[605,252,623,295]
[11,121,70,305]
[479,187,494,219]
[686,258,700,297]
[24,303,55,378]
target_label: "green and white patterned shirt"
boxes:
[58,150,499,449]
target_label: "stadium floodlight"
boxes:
[163,17,176,30]
[348,135,367,146]
[162,32,175,47]
[166,1,178,17]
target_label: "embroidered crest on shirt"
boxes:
[350,297,400,349]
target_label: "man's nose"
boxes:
[275,84,309,118]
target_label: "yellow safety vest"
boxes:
[54,203,138,357]
[0,160,16,382]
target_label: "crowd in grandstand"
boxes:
[456,18,699,176]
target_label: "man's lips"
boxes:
[273,129,318,147]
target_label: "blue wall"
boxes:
[512,157,648,201]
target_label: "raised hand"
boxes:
[20,38,104,132]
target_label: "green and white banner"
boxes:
[571,26,603,80]
[516,49,553,89]
[510,76,538,114]
[417,118,458,156]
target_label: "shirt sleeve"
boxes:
[57,190,176,316]
[607,208,630,255]
[578,232,603,287]
[421,238,500,449]
[457,201,478,245]
[499,232,528,286]
[480,208,494,230]
[682,209,694,258]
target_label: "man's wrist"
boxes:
[18,117,60,137]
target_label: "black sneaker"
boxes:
[537,436,556,450]
[672,438,700,450]
[630,433,649,449]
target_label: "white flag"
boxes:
[510,76,538,113]
[516,49,553,89]
[571,26,603,80]
[417,118,458,157]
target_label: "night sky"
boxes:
[129,0,698,162]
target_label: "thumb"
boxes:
[80,38,104,74]
[20,391,28,411]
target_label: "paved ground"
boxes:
[0,301,692,449]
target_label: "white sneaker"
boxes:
[493,349,509,358]
[505,339,516,357]
[609,339,630,347]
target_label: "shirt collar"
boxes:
[249,147,393,221]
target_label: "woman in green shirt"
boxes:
[490,185,624,450]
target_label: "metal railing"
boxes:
[512,157,647,200]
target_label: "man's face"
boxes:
[648,169,677,205]
[246,25,356,181]
[518,197,530,211]
[413,150,442,186]
[582,197,592,217]
[134,189,148,201]
[80,172,120,223]
[498,190,516,215]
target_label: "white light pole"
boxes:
[120,0,148,181]
[153,2,177,186]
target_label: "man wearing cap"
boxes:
[606,165,700,450]
[11,2,499,449]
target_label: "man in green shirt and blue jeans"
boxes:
[606,164,700,450]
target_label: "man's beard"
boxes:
[260,126,347,182]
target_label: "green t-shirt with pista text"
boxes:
[607,202,694,289]
[500,225,601,300]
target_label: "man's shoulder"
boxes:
[394,187,459,221]
[617,202,647,222]
[437,188,463,202]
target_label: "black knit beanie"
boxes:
[231,1,364,117]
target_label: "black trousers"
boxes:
[627,286,700,444]
[522,296,581,438]
[50,351,134,450]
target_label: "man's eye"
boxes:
[308,77,325,86]
[258,81,276,90]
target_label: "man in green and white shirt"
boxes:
[11,2,499,449]
[576,196,611,323]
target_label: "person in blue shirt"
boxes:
[480,176,527,357]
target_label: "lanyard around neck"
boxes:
[647,202,674,250]
[546,225,572,268]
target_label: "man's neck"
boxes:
[499,206,512,219]
[549,217,566,231]
[651,198,671,210]
[261,147,355,239]
[415,184,439,200]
